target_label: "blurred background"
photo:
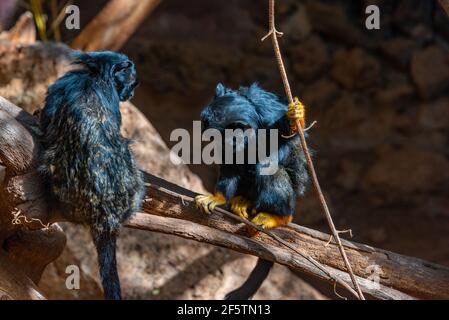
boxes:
[1,0,448,299]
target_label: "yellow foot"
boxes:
[249,212,293,235]
[195,193,226,214]
[230,196,252,219]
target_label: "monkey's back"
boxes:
[41,77,144,234]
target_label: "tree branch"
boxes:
[2,98,449,300]
[0,97,66,300]
[128,173,449,300]
[71,0,161,51]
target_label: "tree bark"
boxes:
[0,97,66,300]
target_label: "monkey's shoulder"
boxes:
[42,73,120,128]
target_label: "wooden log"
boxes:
[2,97,449,300]
[0,97,66,299]
[125,172,449,300]
[0,252,45,300]
[71,0,161,51]
[0,107,37,174]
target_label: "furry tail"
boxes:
[93,231,121,300]
[225,259,274,300]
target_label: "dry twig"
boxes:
[262,0,364,299]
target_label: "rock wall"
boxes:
[0,40,323,299]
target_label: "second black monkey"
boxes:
[40,51,144,300]
[196,83,310,299]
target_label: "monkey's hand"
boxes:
[249,212,293,236]
[230,196,252,219]
[287,97,305,131]
[195,193,226,214]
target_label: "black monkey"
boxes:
[39,51,144,300]
[195,83,309,299]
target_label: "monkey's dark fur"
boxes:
[39,51,144,300]
[200,83,310,299]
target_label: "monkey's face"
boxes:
[201,84,262,154]
[201,84,260,131]
[72,51,139,102]
[113,61,139,101]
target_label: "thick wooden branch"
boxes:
[126,173,449,300]
[2,98,449,300]
[71,0,161,51]
[0,99,38,174]
[0,253,45,300]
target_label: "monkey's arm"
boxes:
[282,138,309,197]
[195,166,239,214]
[216,166,240,201]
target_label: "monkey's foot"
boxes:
[230,196,252,219]
[195,193,226,214]
[249,212,293,235]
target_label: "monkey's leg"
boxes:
[250,167,295,233]
[195,193,226,214]
[230,196,252,219]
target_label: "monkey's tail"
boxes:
[93,231,121,300]
[225,259,274,300]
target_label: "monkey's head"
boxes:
[200,83,290,155]
[201,83,289,132]
[72,51,139,101]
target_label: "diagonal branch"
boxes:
[262,0,364,299]
[127,173,449,300]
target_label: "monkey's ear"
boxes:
[112,60,132,73]
[215,83,226,98]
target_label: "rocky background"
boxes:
[127,0,449,266]
[1,0,449,299]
